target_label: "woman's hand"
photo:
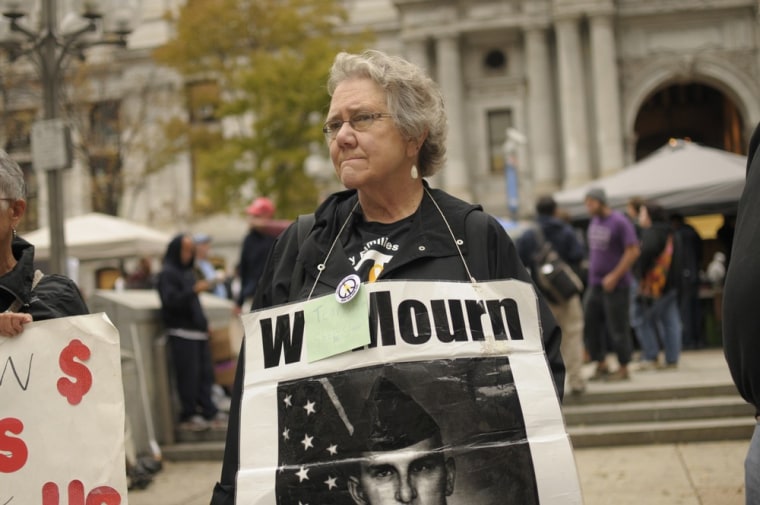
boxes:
[0,313,33,337]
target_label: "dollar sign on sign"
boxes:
[57,339,93,405]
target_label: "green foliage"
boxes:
[153,0,372,218]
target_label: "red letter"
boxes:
[42,480,86,505]
[0,417,28,473]
[86,486,121,505]
[42,482,59,505]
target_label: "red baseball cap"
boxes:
[246,197,275,218]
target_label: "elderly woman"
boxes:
[0,150,88,337]
[210,50,563,504]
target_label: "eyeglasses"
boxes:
[322,112,393,140]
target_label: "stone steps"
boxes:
[563,382,756,448]
[162,440,225,461]
[160,352,755,460]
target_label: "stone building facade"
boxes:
[1,0,759,229]
[346,0,760,216]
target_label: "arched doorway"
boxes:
[633,83,745,161]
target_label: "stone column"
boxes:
[435,33,472,201]
[404,38,443,187]
[554,15,592,188]
[404,37,429,74]
[524,24,560,196]
[589,11,625,176]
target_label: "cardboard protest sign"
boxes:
[237,280,582,504]
[0,313,127,505]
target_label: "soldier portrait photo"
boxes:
[273,358,539,505]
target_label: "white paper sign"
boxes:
[237,280,582,504]
[0,313,128,505]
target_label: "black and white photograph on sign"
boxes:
[274,358,538,505]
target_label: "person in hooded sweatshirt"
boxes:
[157,233,227,432]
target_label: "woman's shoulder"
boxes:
[30,273,89,317]
[426,186,481,213]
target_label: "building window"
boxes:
[187,80,220,123]
[90,154,122,215]
[90,100,121,149]
[4,109,36,152]
[483,49,507,73]
[487,109,513,174]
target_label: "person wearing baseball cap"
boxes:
[246,196,275,219]
[193,233,228,299]
[583,187,640,382]
[235,197,276,313]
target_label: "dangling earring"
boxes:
[12,228,16,239]
[410,165,419,180]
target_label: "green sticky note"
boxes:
[303,286,370,362]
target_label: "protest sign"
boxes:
[237,279,581,504]
[0,313,127,505]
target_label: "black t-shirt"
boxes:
[343,215,413,282]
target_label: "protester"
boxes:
[632,201,682,369]
[157,233,227,432]
[518,195,587,396]
[723,121,760,505]
[0,150,88,335]
[583,187,640,381]
[670,212,703,349]
[210,49,564,504]
[0,151,159,483]
[235,197,276,314]
[193,233,228,298]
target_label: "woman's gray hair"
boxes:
[0,150,26,200]
[327,50,447,177]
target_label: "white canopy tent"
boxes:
[553,140,747,220]
[21,212,172,261]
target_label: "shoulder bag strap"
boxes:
[6,269,44,313]
[288,214,315,300]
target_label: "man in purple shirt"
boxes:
[583,188,640,381]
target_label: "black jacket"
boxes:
[724,121,760,416]
[156,234,208,333]
[210,186,565,505]
[0,237,88,319]
[236,229,276,307]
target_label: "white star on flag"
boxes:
[296,466,309,482]
[303,399,316,415]
[276,377,356,503]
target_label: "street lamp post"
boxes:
[0,0,137,275]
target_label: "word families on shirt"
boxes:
[345,217,411,282]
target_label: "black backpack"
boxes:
[530,227,584,304]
